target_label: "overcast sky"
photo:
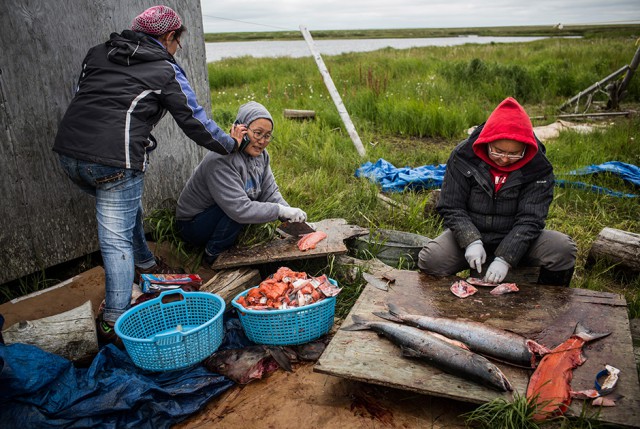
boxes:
[200,0,640,33]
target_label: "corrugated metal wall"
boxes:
[0,0,213,283]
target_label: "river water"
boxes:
[205,36,555,62]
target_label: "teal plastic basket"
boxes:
[114,289,225,372]
[231,279,337,346]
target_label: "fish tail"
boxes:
[573,322,611,342]
[341,314,371,331]
[372,311,403,323]
[266,346,292,372]
[386,302,405,318]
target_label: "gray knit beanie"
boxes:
[236,101,273,128]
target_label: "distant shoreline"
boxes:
[204,23,640,42]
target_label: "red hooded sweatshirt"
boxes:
[472,97,538,192]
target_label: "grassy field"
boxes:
[196,31,640,319]
[2,27,639,324]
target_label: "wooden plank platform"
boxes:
[315,269,640,428]
[211,218,367,269]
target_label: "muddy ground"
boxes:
[175,358,475,429]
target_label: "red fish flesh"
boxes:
[297,231,327,251]
[450,280,477,298]
[526,322,610,421]
[490,283,519,295]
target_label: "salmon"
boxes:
[204,345,292,384]
[374,303,551,367]
[490,283,519,295]
[297,231,327,251]
[526,322,610,421]
[342,315,512,392]
[450,280,477,298]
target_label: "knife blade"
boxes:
[362,272,389,291]
[278,221,316,237]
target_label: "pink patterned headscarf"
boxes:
[131,5,182,36]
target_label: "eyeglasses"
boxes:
[248,128,273,143]
[488,145,526,160]
[176,39,182,49]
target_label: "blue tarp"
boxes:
[355,159,639,197]
[0,316,256,428]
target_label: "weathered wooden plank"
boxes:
[211,219,368,270]
[3,300,98,362]
[0,266,106,328]
[316,270,640,428]
[0,0,213,283]
[201,268,262,305]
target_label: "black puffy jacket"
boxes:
[54,30,235,171]
[436,124,554,266]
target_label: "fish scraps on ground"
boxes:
[204,345,292,384]
[235,266,341,310]
[374,303,551,368]
[297,231,328,251]
[526,322,611,421]
[342,315,513,392]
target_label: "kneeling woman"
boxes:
[176,101,307,265]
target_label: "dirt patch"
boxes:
[175,362,473,429]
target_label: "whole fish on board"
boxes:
[526,322,611,421]
[342,315,513,392]
[373,303,551,368]
[204,345,292,385]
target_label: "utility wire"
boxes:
[201,14,298,32]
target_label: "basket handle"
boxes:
[153,330,184,346]
[158,289,186,306]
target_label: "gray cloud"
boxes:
[200,0,640,33]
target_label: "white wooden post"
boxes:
[300,25,366,157]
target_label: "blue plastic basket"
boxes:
[231,279,337,346]
[114,289,225,372]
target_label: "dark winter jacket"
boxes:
[53,30,236,171]
[436,124,554,267]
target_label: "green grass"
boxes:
[198,34,640,319]
[2,29,639,324]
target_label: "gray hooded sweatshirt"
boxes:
[176,101,288,223]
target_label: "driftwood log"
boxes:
[283,109,316,120]
[588,227,640,272]
[2,300,98,362]
[201,268,262,305]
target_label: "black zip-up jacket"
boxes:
[436,124,554,267]
[54,30,236,171]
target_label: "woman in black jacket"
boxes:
[417,97,576,286]
[53,6,246,342]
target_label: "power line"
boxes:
[201,14,297,32]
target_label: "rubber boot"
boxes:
[537,267,574,287]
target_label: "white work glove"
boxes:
[464,240,487,273]
[484,257,510,284]
[278,204,307,223]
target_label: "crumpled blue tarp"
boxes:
[0,325,239,428]
[356,158,639,197]
[556,161,639,197]
[355,158,446,192]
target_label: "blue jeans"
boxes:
[58,154,156,323]
[176,205,242,262]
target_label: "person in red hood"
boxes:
[418,97,577,286]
